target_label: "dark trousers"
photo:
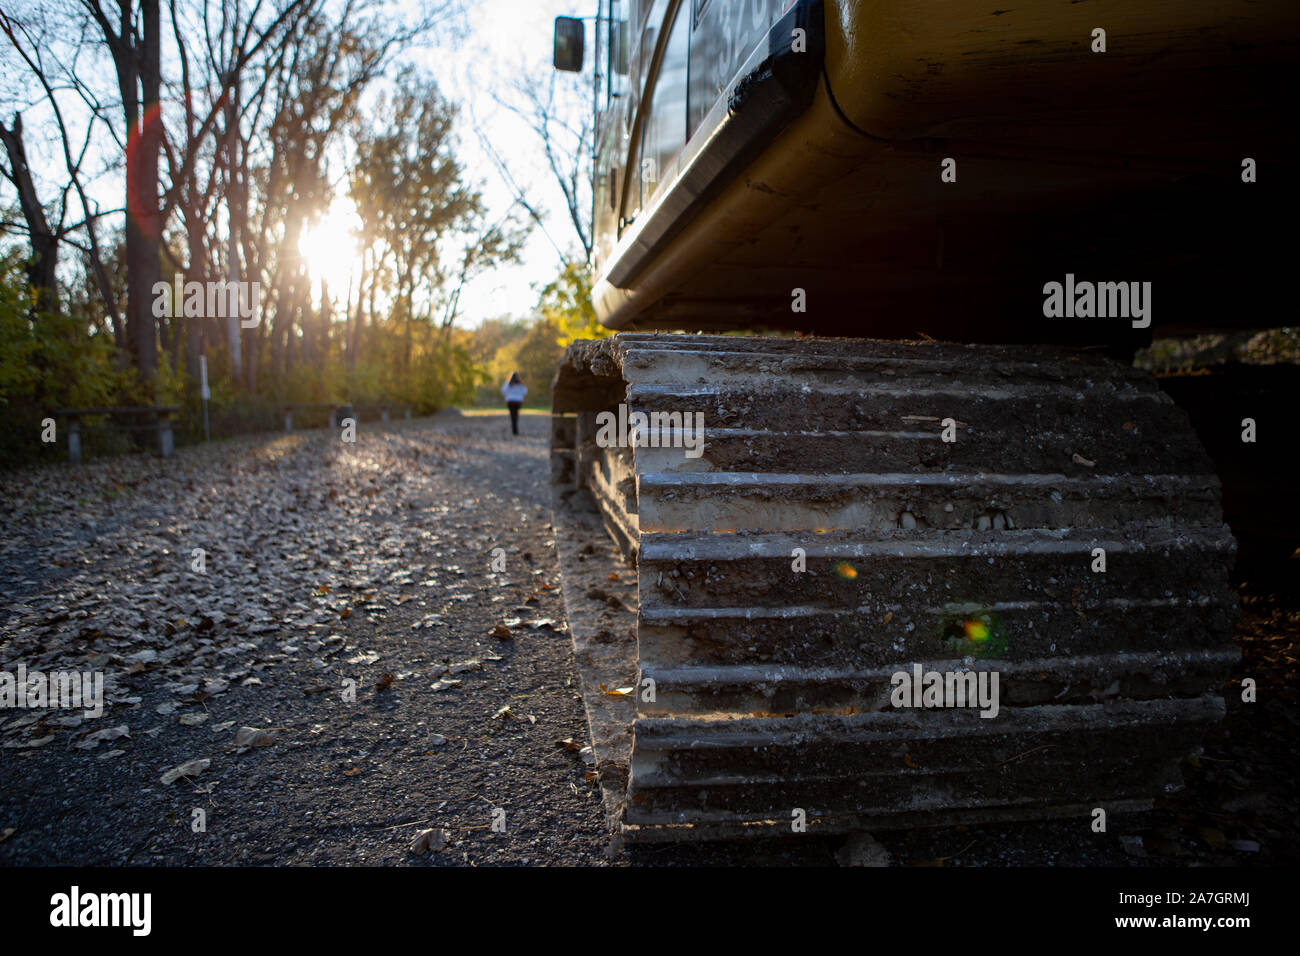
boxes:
[507,401,521,434]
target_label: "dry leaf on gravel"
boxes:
[492,705,536,725]
[75,725,130,749]
[233,726,277,748]
[161,757,211,785]
[409,828,447,854]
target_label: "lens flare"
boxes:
[940,608,1006,658]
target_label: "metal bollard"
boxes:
[157,417,174,458]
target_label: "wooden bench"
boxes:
[53,406,180,463]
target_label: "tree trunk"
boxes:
[0,114,59,314]
[119,0,163,387]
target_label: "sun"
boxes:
[299,197,362,289]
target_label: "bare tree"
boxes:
[487,67,593,263]
[0,7,122,330]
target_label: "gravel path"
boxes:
[0,411,611,865]
[1,411,1295,866]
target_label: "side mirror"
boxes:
[553,16,584,72]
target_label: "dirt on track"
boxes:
[0,410,1296,867]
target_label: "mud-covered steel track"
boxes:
[551,334,1239,842]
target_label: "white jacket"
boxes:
[502,381,528,403]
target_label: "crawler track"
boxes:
[552,334,1238,842]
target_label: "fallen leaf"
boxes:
[492,705,536,725]
[599,684,634,697]
[1072,452,1096,467]
[161,758,211,785]
[233,726,277,748]
[75,725,130,749]
[526,619,564,631]
[556,738,582,752]
[375,672,395,690]
[490,624,513,640]
[409,828,447,854]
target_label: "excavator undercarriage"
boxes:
[551,333,1238,842]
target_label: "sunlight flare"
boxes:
[299,197,363,291]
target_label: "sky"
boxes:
[419,0,595,327]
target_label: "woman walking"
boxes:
[502,372,527,435]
